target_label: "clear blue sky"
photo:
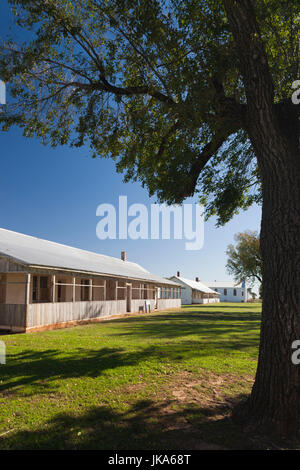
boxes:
[0,1,262,284]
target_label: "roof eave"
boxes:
[27,264,179,286]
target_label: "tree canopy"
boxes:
[1,0,299,224]
[226,230,262,286]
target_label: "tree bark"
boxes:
[223,0,300,435]
[237,114,300,436]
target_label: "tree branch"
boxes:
[18,3,175,108]
[179,99,247,198]
[180,129,235,199]
[223,0,275,109]
[155,120,181,159]
[252,273,262,283]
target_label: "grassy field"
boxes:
[0,303,262,450]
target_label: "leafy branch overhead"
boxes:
[0,0,299,223]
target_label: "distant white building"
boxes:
[169,273,220,305]
[201,281,247,302]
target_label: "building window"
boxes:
[32,275,51,303]
[233,289,237,296]
[242,291,244,296]
[57,280,63,302]
[32,276,38,302]
[40,276,48,289]
[224,289,227,296]
[143,284,148,299]
[40,276,50,302]
[81,279,90,301]
[0,275,5,304]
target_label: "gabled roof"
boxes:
[170,276,220,295]
[0,228,179,286]
[202,281,245,288]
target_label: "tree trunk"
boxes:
[236,136,300,436]
[223,0,300,436]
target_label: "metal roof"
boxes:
[0,228,179,286]
[170,276,220,295]
[201,281,245,288]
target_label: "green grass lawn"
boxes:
[0,303,262,450]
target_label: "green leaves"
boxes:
[0,0,297,223]
[226,230,262,286]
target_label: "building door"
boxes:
[126,284,132,313]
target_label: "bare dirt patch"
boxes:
[120,369,254,449]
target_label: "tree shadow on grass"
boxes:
[0,345,255,397]
[0,346,147,395]
[0,393,263,450]
[0,307,260,395]
[104,309,261,345]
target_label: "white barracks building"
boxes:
[169,273,220,305]
[201,281,248,302]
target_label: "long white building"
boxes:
[201,281,247,302]
[169,274,220,304]
[0,228,181,333]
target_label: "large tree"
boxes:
[226,230,262,286]
[1,0,299,436]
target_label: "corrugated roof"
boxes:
[0,228,179,286]
[170,276,220,295]
[201,281,244,288]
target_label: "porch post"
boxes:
[89,279,93,301]
[25,273,31,305]
[104,280,106,301]
[72,277,76,302]
[115,281,118,300]
[52,275,56,303]
[24,273,31,330]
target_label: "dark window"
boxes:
[242,291,244,296]
[57,281,62,302]
[32,276,38,302]
[39,276,50,302]
[0,276,5,304]
[40,276,48,289]
[233,289,237,296]
[81,279,89,301]
[224,288,227,296]
[143,284,148,299]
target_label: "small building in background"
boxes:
[0,228,181,333]
[169,273,220,304]
[201,281,247,302]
